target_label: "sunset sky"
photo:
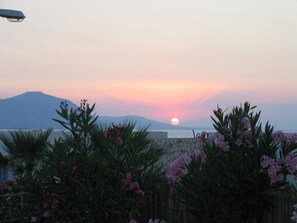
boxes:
[1,1,297,129]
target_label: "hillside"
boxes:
[0,91,77,129]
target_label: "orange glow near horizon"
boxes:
[91,80,228,103]
[61,80,229,121]
[18,80,225,124]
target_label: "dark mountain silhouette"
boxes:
[0,92,190,130]
[0,91,77,129]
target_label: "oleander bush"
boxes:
[0,100,164,223]
[167,102,297,223]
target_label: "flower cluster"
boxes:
[283,154,297,174]
[272,130,287,145]
[167,148,205,184]
[192,148,206,161]
[122,172,144,196]
[200,128,297,184]
[166,154,191,184]
[261,155,284,183]
[197,131,208,148]
[171,114,254,186]
[104,124,124,145]
[261,153,297,184]
[235,129,253,148]
[287,133,297,143]
[272,131,297,146]
[197,132,230,152]
[210,132,230,152]
[40,193,66,220]
[258,131,297,184]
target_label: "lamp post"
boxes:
[0,9,25,22]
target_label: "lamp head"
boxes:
[0,9,25,22]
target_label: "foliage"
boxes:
[0,100,164,222]
[0,129,52,176]
[168,102,297,223]
[0,152,8,167]
[52,99,98,151]
[0,180,21,222]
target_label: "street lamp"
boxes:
[0,9,25,22]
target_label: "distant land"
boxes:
[0,91,193,130]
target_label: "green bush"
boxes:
[0,100,164,222]
[167,102,297,223]
[0,129,52,176]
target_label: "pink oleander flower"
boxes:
[122,173,144,196]
[197,131,209,148]
[268,164,284,183]
[135,188,145,196]
[283,153,297,174]
[42,210,51,218]
[235,130,253,148]
[166,154,192,184]
[129,219,137,223]
[0,182,8,191]
[192,148,204,159]
[105,125,125,140]
[126,172,133,180]
[287,133,297,143]
[261,155,284,183]
[129,181,140,191]
[115,136,124,145]
[50,199,59,210]
[122,172,133,187]
[261,155,275,168]
[192,148,206,166]
[272,130,286,145]
[210,133,230,152]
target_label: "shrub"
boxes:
[0,129,52,176]
[0,100,164,222]
[168,102,297,223]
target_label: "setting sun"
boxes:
[171,118,180,126]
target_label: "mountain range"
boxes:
[0,92,191,130]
